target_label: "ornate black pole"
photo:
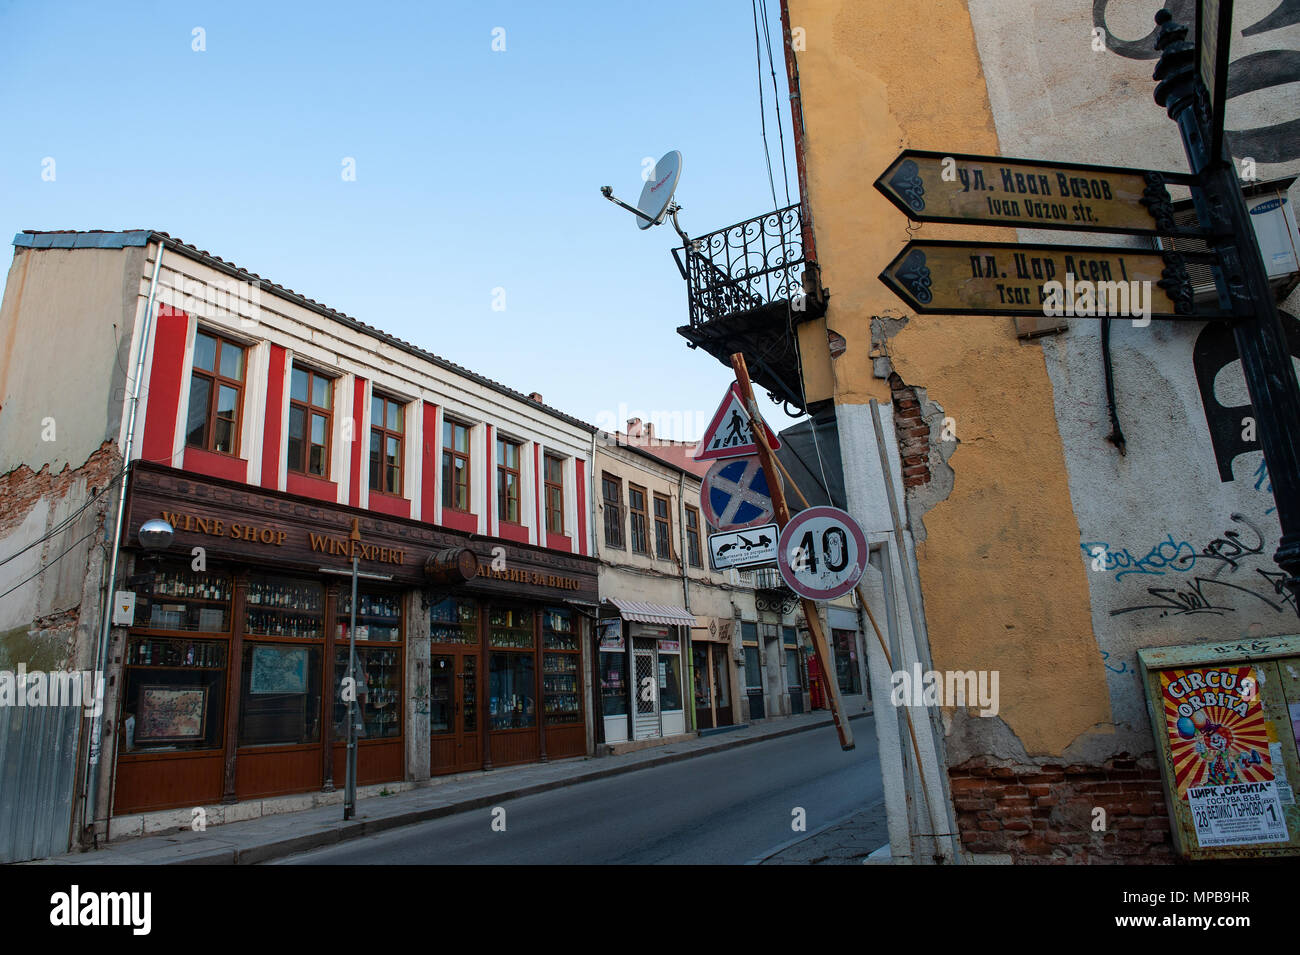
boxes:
[1153,10,1300,613]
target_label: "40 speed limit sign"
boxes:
[776,506,868,601]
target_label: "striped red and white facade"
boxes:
[127,238,593,553]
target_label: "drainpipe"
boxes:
[83,241,165,844]
[588,431,599,557]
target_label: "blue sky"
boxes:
[0,0,802,440]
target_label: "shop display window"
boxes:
[659,652,683,711]
[693,647,711,707]
[337,589,402,642]
[744,645,761,689]
[333,645,401,739]
[488,604,534,650]
[600,651,627,717]
[429,596,478,645]
[245,574,324,639]
[543,607,581,725]
[121,637,227,753]
[133,562,233,633]
[238,643,322,746]
[489,653,535,730]
[713,651,730,707]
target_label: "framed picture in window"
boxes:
[249,645,309,695]
[135,685,209,743]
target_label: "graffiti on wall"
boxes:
[1094,0,1300,163]
[1085,514,1297,617]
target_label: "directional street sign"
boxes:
[694,383,781,462]
[708,523,778,571]
[874,150,1202,237]
[878,239,1213,319]
[1196,0,1233,161]
[777,506,868,601]
[700,456,774,531]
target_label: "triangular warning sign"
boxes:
[693,383,781,461]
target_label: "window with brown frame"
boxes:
[288,365,333,478]
[685,505,703,568]
[369,393,404,495]
[544,454,565,535]
[443,419,471,512]
[186,330,245,455]
[653,493,673,560]
[497,436,521,524]
[602,473,623,549]
[628,485,648,555]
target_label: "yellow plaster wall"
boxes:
[788,0,1110,755]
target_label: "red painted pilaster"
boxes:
[422,401,438,523]
[140,305,189,464]
[261,344,286,490]
[350,377,367,507]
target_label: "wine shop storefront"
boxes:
[109,462,598,818]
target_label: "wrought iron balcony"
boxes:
[674,203,816,327]
[673,203,827,414]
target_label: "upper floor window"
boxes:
[653,493,673,560]
[497,436,521,524]
[443,419,471,512]
[685,506,702,568]
[544,455,565,535]
[369,394,404,495]
[628,485,648,555]
[288,365,333,478]
[187,330,245,455]
[602,473,623,549]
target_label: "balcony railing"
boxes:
[674,203,809,327]
[738,566,790,592]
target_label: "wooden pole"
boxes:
[729,354,854,750]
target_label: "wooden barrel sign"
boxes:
[424,547,479,585]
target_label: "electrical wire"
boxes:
[0,466,125,569]
[758,0,793,209]
[750,0,833,500]
[0,524,102,603]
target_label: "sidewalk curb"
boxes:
[746,801,882,865]
[60,709,873,866]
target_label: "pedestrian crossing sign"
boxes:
[693,383,781,461]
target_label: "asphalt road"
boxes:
[276,719,882,864]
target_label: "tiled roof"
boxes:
[13,229,596,434]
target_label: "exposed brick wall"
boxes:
[0,441,121,538]
[889,372,931,488]
[950,755,1176,863]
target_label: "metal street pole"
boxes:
[344,518,361,820]
[730,353,854,750]
[1154,10,1300,612]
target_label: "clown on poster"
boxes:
[1160,665,1289,848]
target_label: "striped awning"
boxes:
[605,598,698,627]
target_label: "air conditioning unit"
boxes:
[1154,177,1300,305]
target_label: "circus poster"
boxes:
[1160,665,1289,848]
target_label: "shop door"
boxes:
[429,652,481,774]
[712,645,734,726]
[633,639,660,739]
[693,645,713,730]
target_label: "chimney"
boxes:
[644,422,654,444]
[528,392,543,403]
[627,417,642,440]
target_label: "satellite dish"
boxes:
[635,150,682,230]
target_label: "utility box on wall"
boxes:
[1138,635,1300,860]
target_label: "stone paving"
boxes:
[759,800,889,864]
